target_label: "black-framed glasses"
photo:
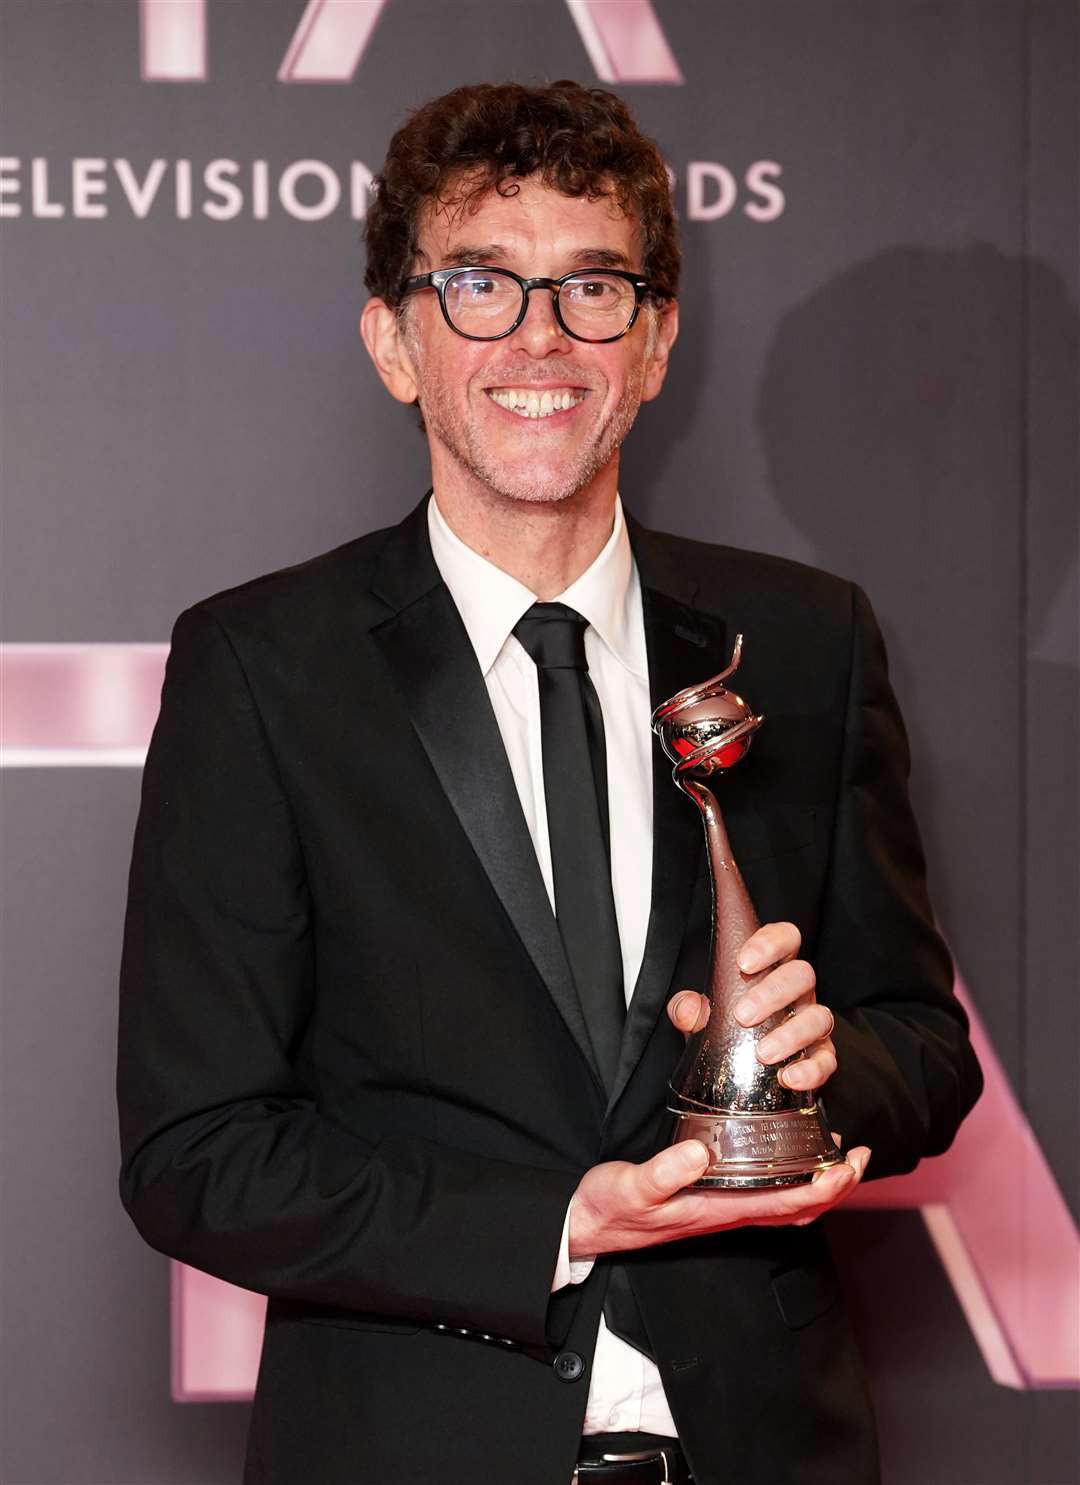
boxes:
[401,266,652,343]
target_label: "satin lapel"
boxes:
[370,501,603,1090]
[609,548,731,1108]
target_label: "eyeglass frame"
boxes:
[400,265,654,344]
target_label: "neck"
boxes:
[431,465,620,600]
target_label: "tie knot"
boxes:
[513,603,590,670]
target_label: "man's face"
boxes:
[367,175,677,509]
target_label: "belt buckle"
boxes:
[573,1449,674,1484]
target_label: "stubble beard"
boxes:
[405,320,655,508]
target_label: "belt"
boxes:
[573,1437,692,1484]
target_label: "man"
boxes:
[118,82,982,1485]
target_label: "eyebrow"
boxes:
[437,243,637,272]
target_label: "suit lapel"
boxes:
[370,499,603,1090]
[608,525,732,1108]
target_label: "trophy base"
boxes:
[668,1102,844,1190]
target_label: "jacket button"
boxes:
[553,1350,584,1382]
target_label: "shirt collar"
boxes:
[427,493,647,681]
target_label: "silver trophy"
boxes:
[652,637,844,1188]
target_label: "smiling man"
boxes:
[365,181,664,512]
[117,82,981,1485]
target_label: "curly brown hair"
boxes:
[364,80,679,309]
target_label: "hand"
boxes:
[568,1138,870,1258]
[566,920,865,1260]
[666,920,837,1095]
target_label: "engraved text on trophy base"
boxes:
[668,1105,843,1189]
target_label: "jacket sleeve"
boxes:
[813,583,983,1175]
[116,605,578,1349]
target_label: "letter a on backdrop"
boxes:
[139,0,684,85]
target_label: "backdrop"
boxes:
[1,3,1077,1483]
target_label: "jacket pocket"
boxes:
[770,1262,840,1330]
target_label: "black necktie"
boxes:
[512,602,625,1090]
[512,603,653,1361]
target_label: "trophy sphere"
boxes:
[659,691,757,775]
[651,635,763,782]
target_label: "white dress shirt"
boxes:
[428,493,679,1438]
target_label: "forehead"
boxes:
[415,173,640,267]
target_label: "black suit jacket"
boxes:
[117,496,982,1485]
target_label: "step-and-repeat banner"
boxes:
[2,3,1077,1482]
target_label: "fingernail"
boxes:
[671,993,695,1019]
[780,1062,810,1086]
[737,949,761,973]
[662,1142,707,1181]
[756,1035,779,1061]
[733,996,759,1025]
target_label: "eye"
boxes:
[458,275,498,298]
[569,277,617,301]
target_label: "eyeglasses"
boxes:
[401,266,652,344]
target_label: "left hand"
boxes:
[665,921,837,1094]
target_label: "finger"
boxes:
[755,1002,835,1062]
[666,1178,833,1231]
[777,1043,837,1090]
[744,1161,858,1224]
[648,1148,872,1238]
[811,1157,855,1193]
[667,991,710,1037]
[846,1146,871,1180]
[810,1145,869,1189]
[638,1141,710,1204]
[733,959,816,1026]
[736,921,801,976]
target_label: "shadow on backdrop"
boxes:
[756,242,1077,1113]
[760,244,1078,1485]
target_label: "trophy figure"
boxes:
[652,637,844,1188]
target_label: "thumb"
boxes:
[667,991,710,1039]
[640,1140,710,1202]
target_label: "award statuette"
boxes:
[652,637,844,1189]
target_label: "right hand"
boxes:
[567,1138,870,1259]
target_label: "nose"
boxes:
[507,283,570,355]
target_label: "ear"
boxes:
[641,298,679,404]
[360,297,419,404]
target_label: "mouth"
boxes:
[485,386,589,420]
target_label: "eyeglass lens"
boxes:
[442,269,637,341]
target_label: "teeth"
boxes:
[488,387,584,419]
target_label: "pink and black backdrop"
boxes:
[1,3,1077,1482]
